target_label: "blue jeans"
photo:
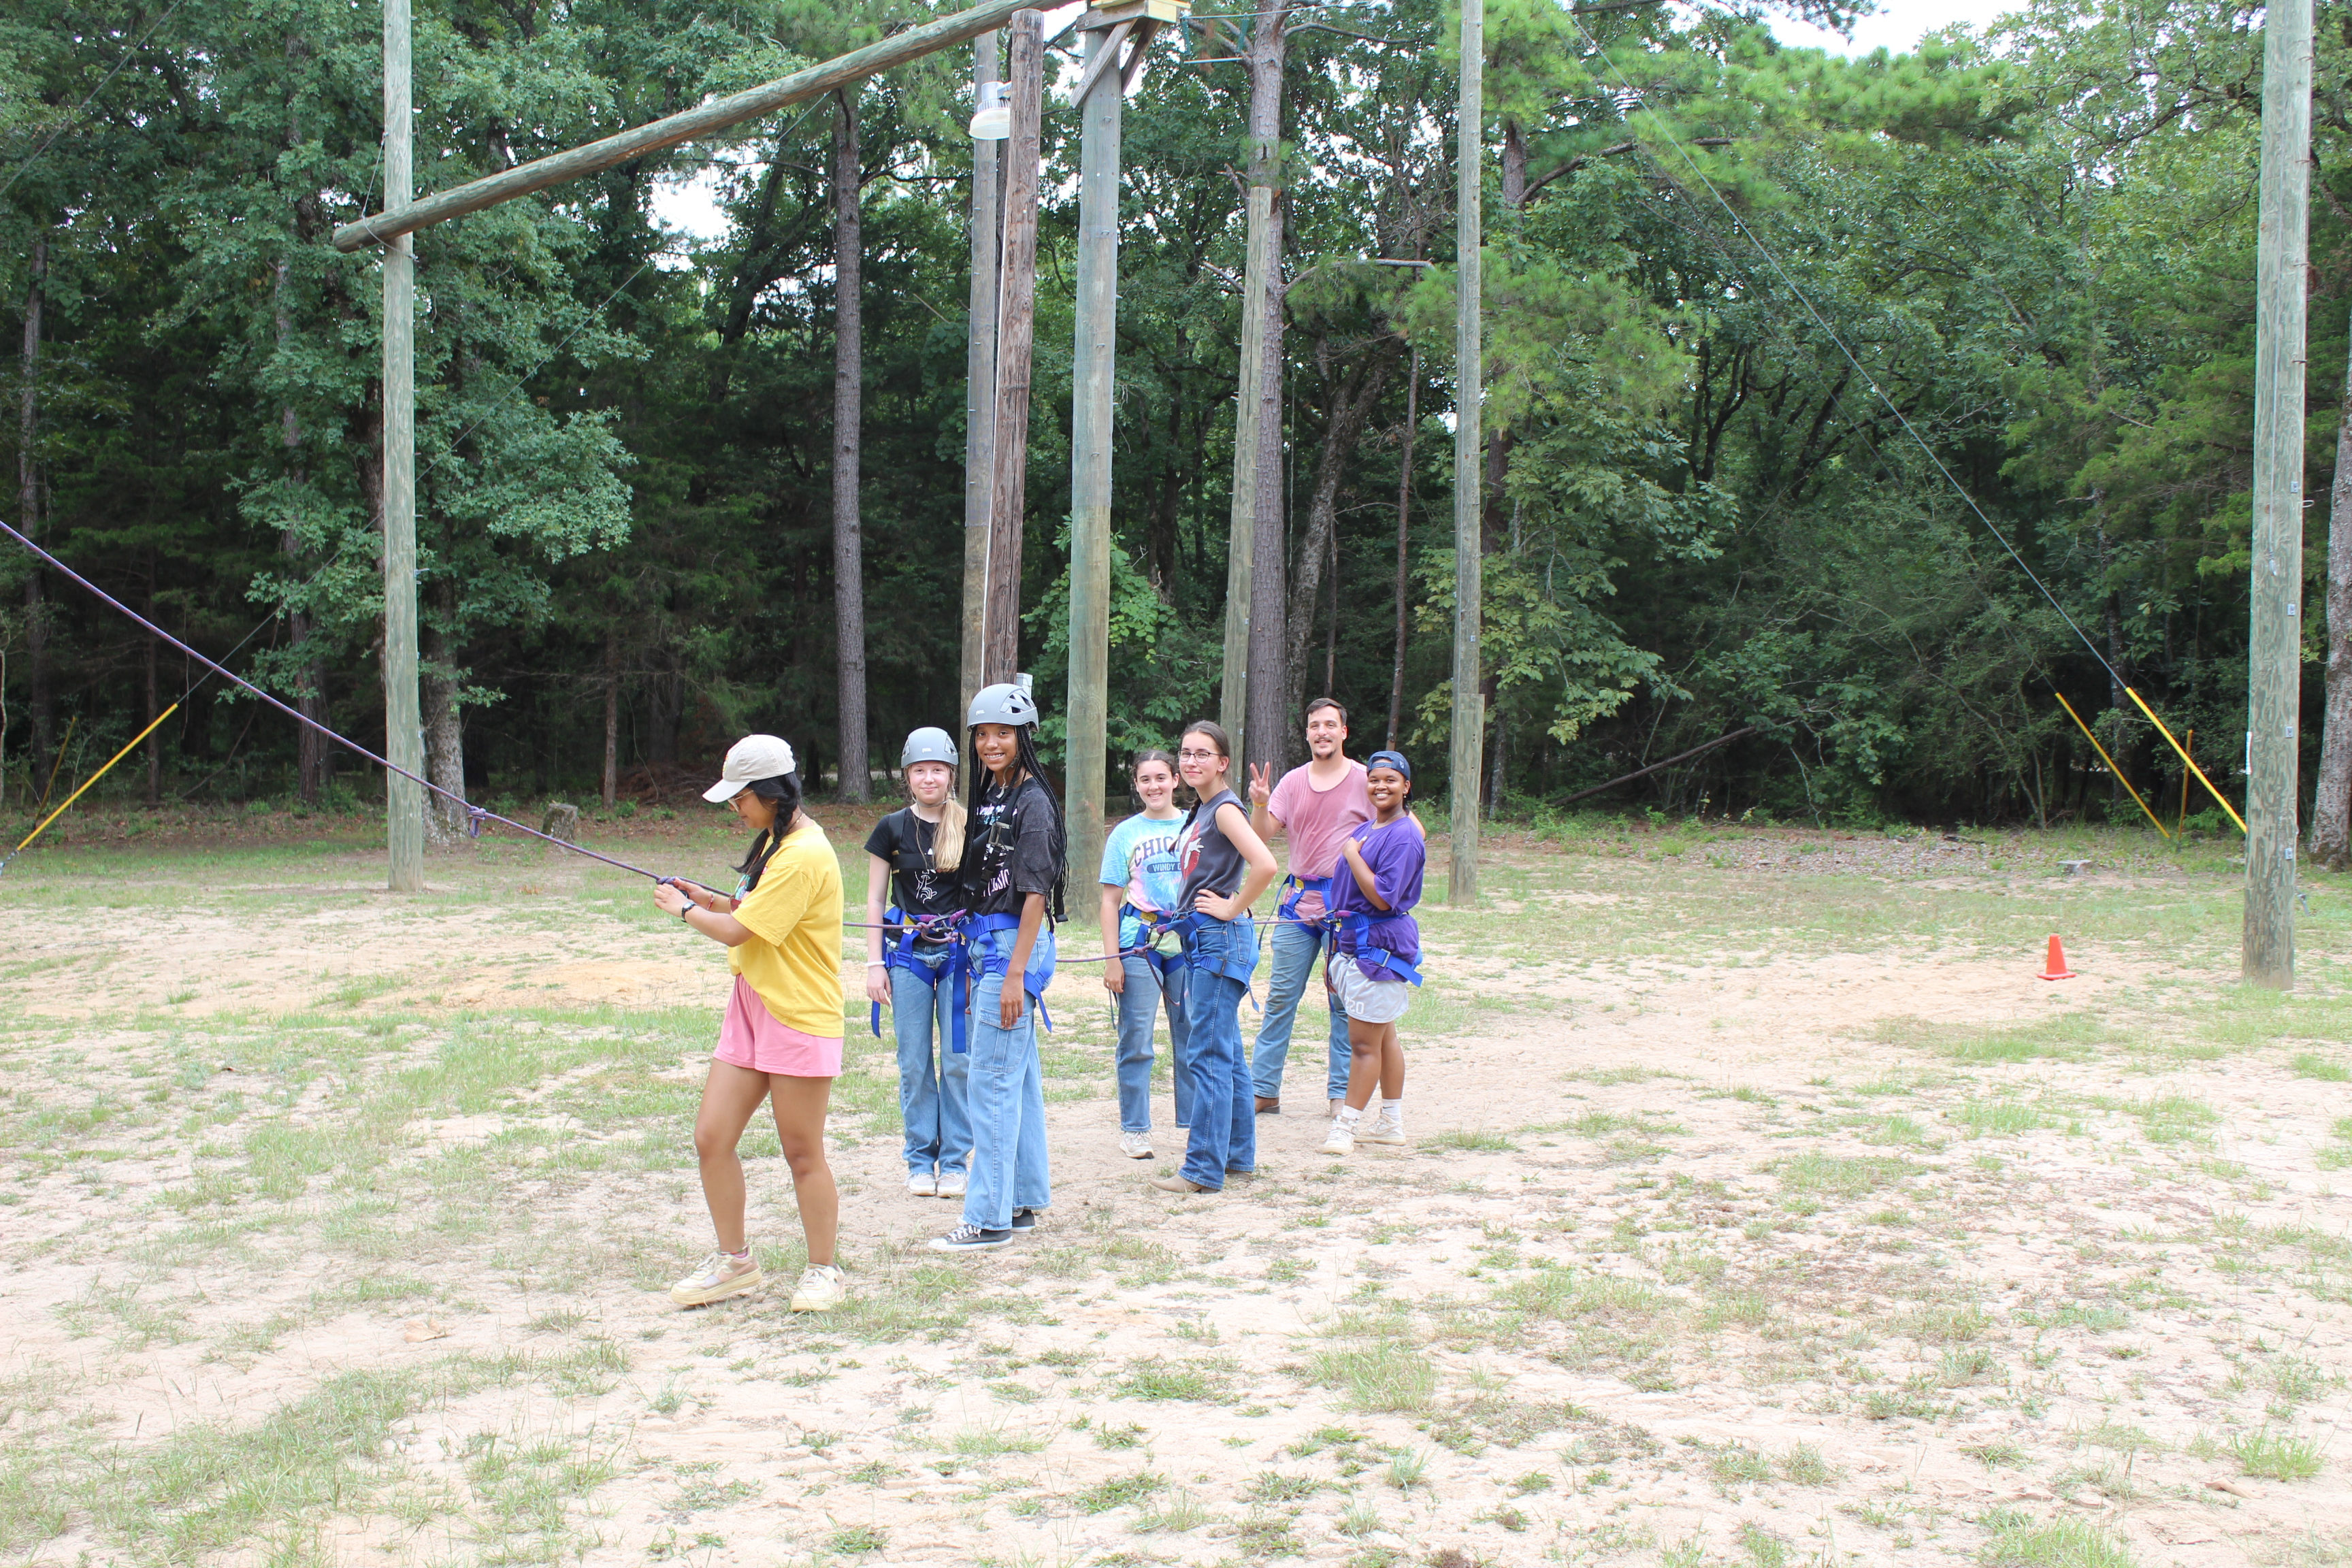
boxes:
[890,945,968,1175]
[1250,918,1349,1103]
[1179,917,1258,1189]
[963,930,1052,1231]
[1115,953,1192,1132]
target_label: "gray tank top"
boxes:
[1177,789,1247,913]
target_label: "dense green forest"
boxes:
[3,0,2348,839]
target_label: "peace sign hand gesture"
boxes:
[1248,763,1273,807]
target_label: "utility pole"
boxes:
[1066,9,1130,897]
[961,35,1001,724]
[1447,0,1483,906]
[2245,0,2313,989]
[980,10,1043,686]
[382,0,424,892]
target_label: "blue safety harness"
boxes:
[869,906,971,1049]
[964,910,1056,1038]
[867,906,1058,1051]
[1120,904,1186,1008]
[1276,872,1330,926]
[1332,906,1424,986]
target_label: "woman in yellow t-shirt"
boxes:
[653,734,847,1312]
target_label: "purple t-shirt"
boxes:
[1326,815,1425,980]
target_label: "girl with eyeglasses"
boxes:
[1151,721,1277,1196]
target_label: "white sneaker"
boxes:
[937,1170,968,1198]
[1360,1115,1405,1145]
[908,1170,938,1196]
[789,1263,846,1311]
[669,1250,762,1307]
[1321,1121,1357,1157]
[1119,1131,1154,1160]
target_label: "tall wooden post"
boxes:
[961,35,1001,724]
[981,10,1043,687]
[382,0,424,892]
[1218,12,1284,767]
[1446,0,1483,905]
[1215,200,1268,763]
[1067,14,1124,890]
[2245,0,2313,989]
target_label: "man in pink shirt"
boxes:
[1247,698,1371,1116]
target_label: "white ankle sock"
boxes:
[1334,1105,1362,1127]
[1377,1099,1403,1124]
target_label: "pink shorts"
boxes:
[713,975,842,1078]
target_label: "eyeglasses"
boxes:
[1176,749,1222,762]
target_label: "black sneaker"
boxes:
[1010,1208,1038,1232]
[927,1222,1013,1252]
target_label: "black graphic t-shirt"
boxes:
[863,808,960,929]
[960,774,1064,919]
[1175,788,1248,914]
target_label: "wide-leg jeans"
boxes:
[890,945,968,1176]
[1114,953,1192,1132]
[1177,917,1257,1190]
[962,928,1053,1232]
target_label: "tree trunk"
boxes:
[1388,349,1418,750]
[20,233,50,797]
[421,617,466,842]
[1324,513,1339,696]
[2312,327,2352,866]
[602,628,620,808]
[1281,343,1391,732]
[831,88,869,802]
[1238,1,1292,784]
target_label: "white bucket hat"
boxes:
[702,734,798,803]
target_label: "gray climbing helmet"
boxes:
[901,727,959,770]
[966,681,1040,729]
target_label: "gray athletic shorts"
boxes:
[1328,959,1411,1025]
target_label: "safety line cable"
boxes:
[1562,13,2126,691]
[0,0,191,203]
[0,514,671,882]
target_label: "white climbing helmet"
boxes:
[901,727,959,769]
[966,682,1039,729]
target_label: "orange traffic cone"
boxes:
[2038,934,2075,981]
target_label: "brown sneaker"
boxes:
[1255,1096,1281,1115]
[670,1250,762,1307]
[1149,1174,1214,1194]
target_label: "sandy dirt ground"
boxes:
[1,821,2347,1568]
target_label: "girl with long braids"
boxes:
[1152,721,1278,1196]
[656,735,847,1311]
[930,683,1066,1251]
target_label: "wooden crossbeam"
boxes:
[331,0,1030,252]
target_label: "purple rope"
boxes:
[0,517,670,882]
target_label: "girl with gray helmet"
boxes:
[930,681,1064,1251]
[864,728,972,1198]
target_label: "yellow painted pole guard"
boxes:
[10,702,182,857]
[2053,691,2168,838]
[2124,686,2247,834]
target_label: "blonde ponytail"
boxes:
[932,780,967,872]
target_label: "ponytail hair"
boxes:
[733,774,804,891]
[932,773,968,873]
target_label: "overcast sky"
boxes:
[647,0,2027,246]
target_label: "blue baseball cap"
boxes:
[1366,749,1411,781]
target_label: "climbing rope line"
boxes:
[0,0,191,203]
[0,515,672,881]
[1565,16,2253,828]
[1564,14,2122,689]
